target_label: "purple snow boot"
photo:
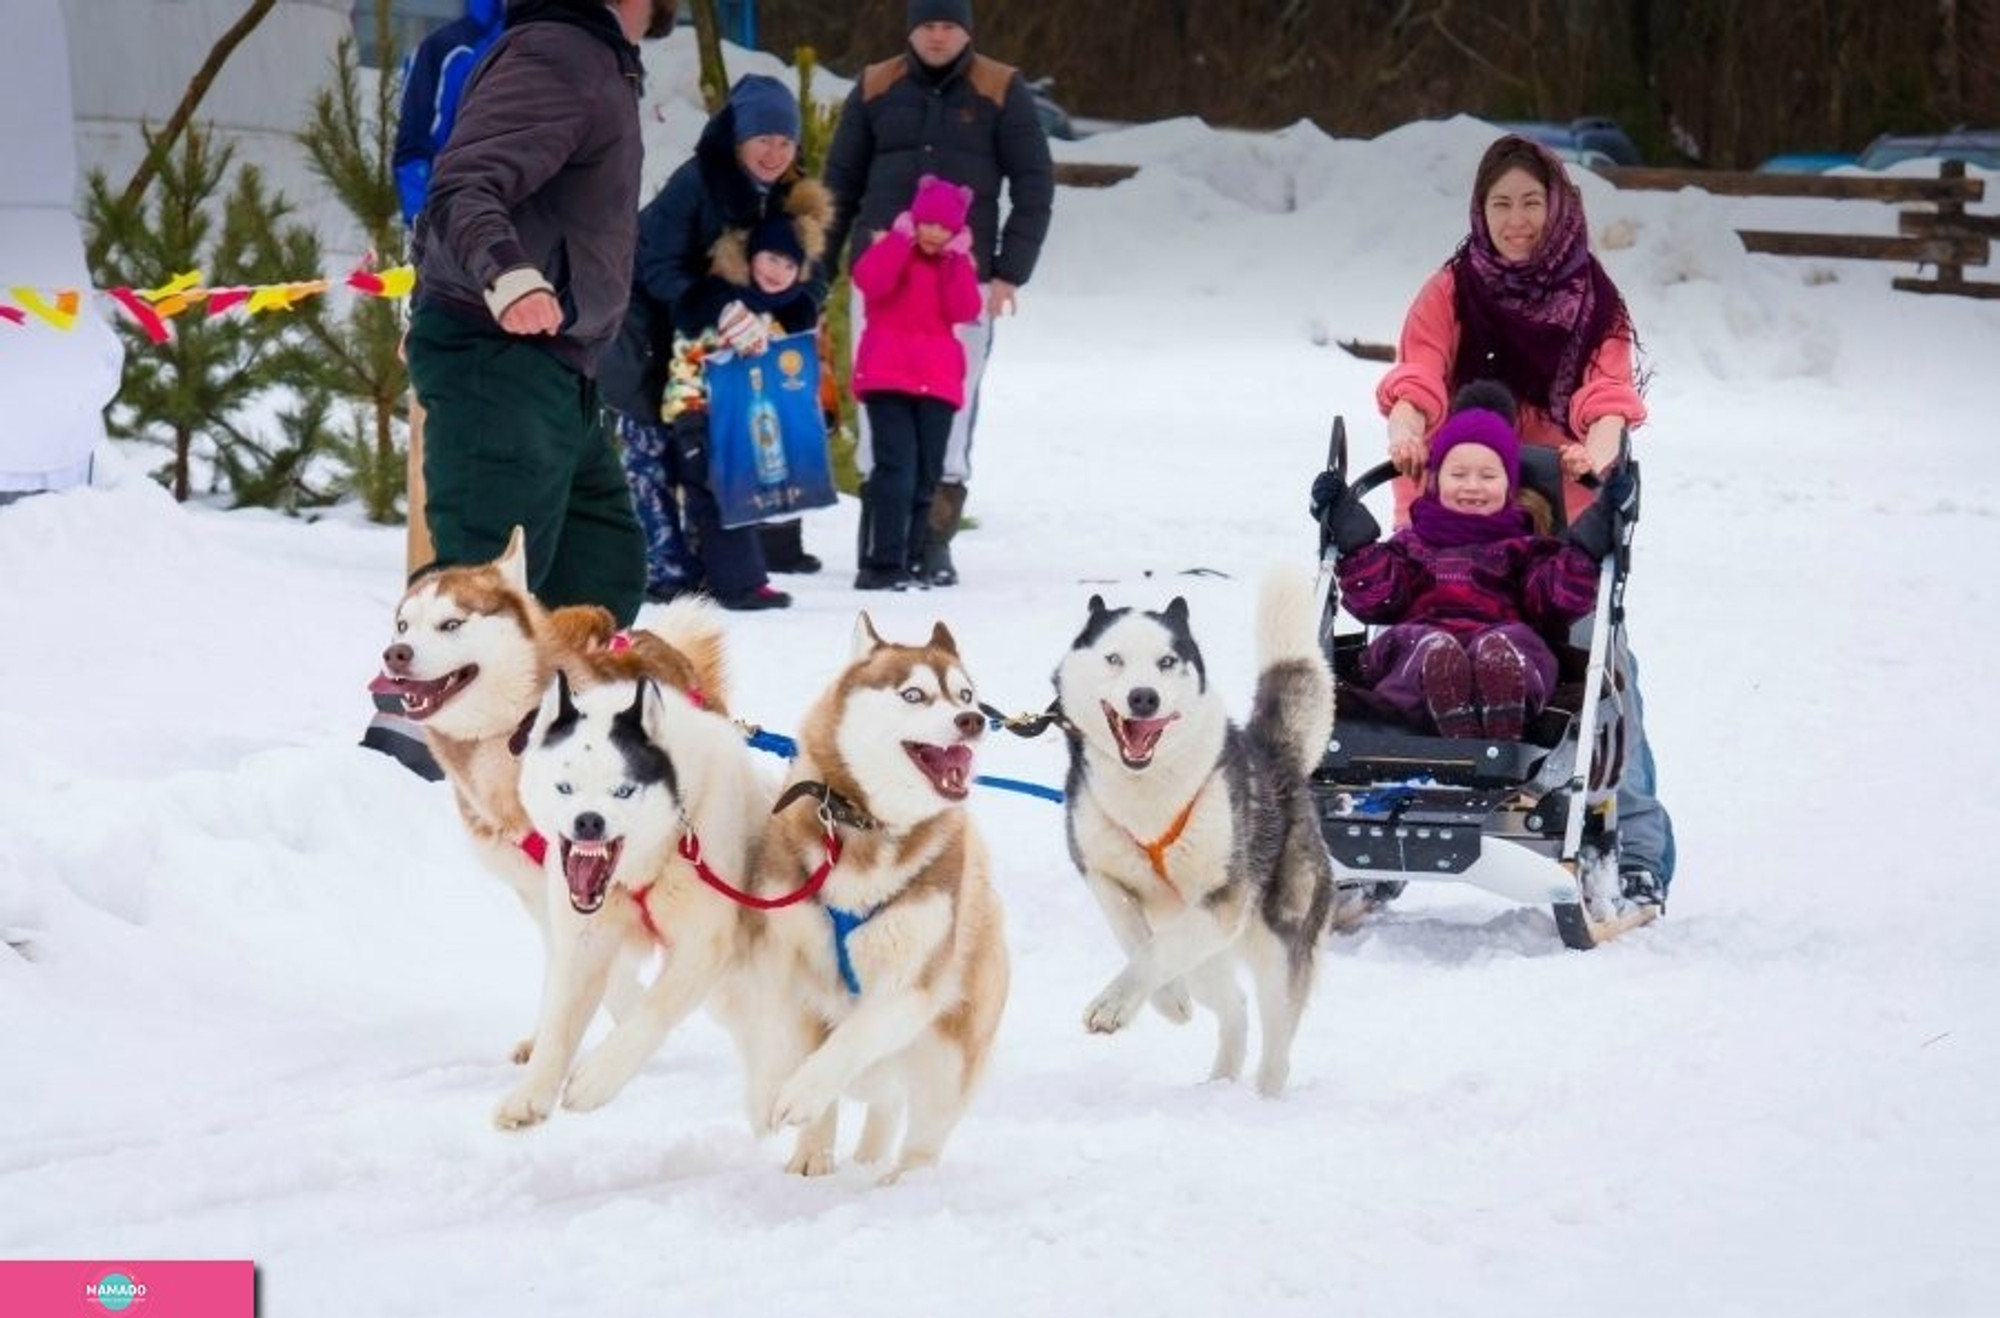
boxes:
[1471,632,1529,741]
[1418,636,1480,738]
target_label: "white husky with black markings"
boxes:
[1054,569,1350,1097]
[498,672,774,1129]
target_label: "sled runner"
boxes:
[1309,418,1657,950]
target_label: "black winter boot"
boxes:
[759,519,821,574]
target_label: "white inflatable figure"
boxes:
[0,0,121,500]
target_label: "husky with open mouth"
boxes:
[1053,569,1348,1096]
[743,614,1008,1183]
[369,528,727,1061]
[499,670,776,1129]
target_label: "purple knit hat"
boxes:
[1427,407,1522,493]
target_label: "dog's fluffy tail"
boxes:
[1249,566,1334,779]
[634,596,732,714]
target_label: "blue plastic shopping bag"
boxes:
[702,331,836,529]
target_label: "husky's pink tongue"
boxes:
[905,742,974,800]
[562,839,621,913]
[1109,710,1178,766]
[367,666,475,720]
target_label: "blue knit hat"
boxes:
[728,75,800,144]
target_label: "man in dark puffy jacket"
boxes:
[391,0,505,229]
[822,0,1054,587]
[405,0,676,628]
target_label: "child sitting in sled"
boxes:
[1312,384,1620,740]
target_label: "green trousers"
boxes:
[406,306,644,627]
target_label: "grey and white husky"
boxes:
[1053,569,1350,1096]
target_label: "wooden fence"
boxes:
[1596,160,1996,299]
[1054,159,1997,299]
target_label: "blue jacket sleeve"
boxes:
[393,47,444,225]
[635,168,715,336]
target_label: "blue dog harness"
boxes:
[826,905,877,995]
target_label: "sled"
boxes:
[1308,418,1657,950]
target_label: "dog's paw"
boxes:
[493,1083,555,1130]
[878,1152,937,1187]
[1151,980,1194,1024]
[561,1048,638,1114]
[784,1144,837,1177]
[1084,981,1143,1034]
[771,1067,837,1131]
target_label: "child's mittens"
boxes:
[944,227,974,258]
[890,210,917,239]
[1311,471,1381,553]
[717,300,770,355]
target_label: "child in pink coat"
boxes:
[849,174,985,591]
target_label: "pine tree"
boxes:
[84,125,329,505]
[794,50,861,495]
[298,26,410,524]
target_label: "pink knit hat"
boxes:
[909,174,973,231]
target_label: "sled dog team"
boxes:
[373,530,1348,1182]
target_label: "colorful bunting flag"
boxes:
[0,261,414,344]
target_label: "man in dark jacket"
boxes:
[821,0,1054,587]
[406,0,676,628]
[391,0,505,229]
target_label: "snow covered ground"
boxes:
[4,37,1998,1318]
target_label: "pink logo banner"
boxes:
[0,1261,255,1316]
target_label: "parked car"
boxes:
[1755,152,1861,173]
[1856,127,2000,171]
[1496,117,1642,166]
[1028,76,1077,142]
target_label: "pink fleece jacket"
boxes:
[851,231,985,409]
[1376,266,1647,522]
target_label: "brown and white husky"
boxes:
[741,614,1009,1183]
[369,528,727,1058]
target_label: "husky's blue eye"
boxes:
[1157,655,1176,672]
[901,687,927,704]
[612,783,637,799]
[1106,653,1124,669]
[959,688,974,703]
[441,618,462,633]
[395,619,408,635]
[556,782,574,796]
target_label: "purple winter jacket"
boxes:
[1338,526,1600,639]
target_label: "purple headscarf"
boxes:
[1449,136,1630,431]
